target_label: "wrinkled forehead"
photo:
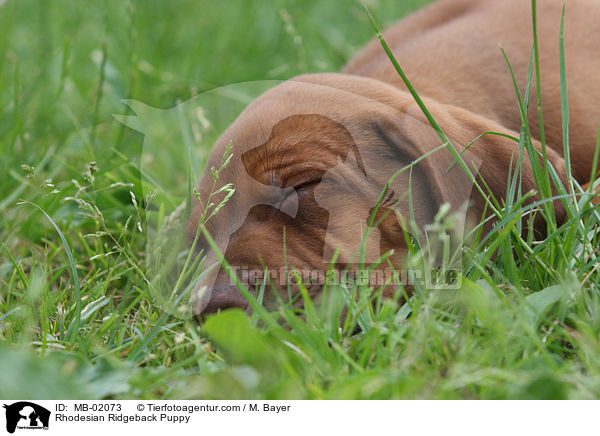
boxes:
[214,79,397,157]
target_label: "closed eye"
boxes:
[278,179,320,213]
[294,179,320,193]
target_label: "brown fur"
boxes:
[189,0,600,315]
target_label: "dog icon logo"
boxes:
[2,402,50,433]
[115,82,480,314]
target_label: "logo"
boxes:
[2,402,50,434]
[115,80,479,316]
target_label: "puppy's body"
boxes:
[346,0,600,179]
[190,0,600,314]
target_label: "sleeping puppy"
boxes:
[189,0,600,315]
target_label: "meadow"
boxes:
[2,0,600,400]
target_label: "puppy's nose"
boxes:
[200,285,248,316]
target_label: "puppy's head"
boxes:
[188,73,564,316]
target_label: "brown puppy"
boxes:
[189,0,600,315]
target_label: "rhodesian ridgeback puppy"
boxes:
[189,0,600,315]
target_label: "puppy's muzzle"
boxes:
[200,284,248,316]
[193,256,250,318]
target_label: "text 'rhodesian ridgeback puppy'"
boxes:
[189,0,600,315]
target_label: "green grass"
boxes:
[2,0,600,400]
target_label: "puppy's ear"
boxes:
[376,103,568,235]
[441,105,568,233]
[374,112,481,222]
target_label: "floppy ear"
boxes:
[440,104,568,234]
[375,114,479,216]
[375,102,568,236]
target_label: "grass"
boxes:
[2,0,600,400]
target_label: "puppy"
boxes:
[189,0,600,315]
